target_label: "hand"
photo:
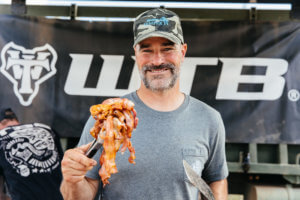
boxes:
[61,142,97,184]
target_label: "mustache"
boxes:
[142,63,176,72]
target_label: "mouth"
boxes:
[143,64,174,75]
[146,68,169,74]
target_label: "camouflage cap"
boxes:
[133,8,184,47]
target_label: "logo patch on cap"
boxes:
[144,17,169,26]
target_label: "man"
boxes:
[60,8,228,200]
[0,108,64,200]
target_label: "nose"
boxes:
[152,51,165,66]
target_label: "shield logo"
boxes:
[0,42,57,106]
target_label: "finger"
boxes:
[62,166,93,179]
[63,148,97,169]
[62,172,86,183]
[66,175,86,183]
[61,158,95,184]
[62,156,95,173]
[77,141,94,153]
[74,149,98,167]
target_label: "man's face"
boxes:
[134,37,187,92]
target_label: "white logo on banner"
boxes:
[0,42,57,106]
[64,55,209,96]
[65,55,290,100]
[288,89,300,102]
[64,54,141,97]
[216,58,288,100]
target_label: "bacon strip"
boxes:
[89,98,138,186]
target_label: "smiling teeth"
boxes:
[151,69,167,72]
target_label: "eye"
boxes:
[141,49,152,53]
[163,48,172,51]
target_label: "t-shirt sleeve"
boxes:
[202,112,228,183]
[77,116,101,180]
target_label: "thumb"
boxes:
[77,141,94,153]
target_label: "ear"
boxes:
[180,43,187,62]
[133,45,140,56]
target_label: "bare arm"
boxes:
[209,178,228,200]
[60,143,100,200]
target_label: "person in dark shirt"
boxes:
[0,108,64,200]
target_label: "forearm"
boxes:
[209,179,228,200]
[60,177,98,200]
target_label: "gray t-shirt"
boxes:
[78,92,228,200]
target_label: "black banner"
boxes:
[0,15,299,143]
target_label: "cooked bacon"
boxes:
[89,98,138,186]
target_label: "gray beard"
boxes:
[139,63,179,92]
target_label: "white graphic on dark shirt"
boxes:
[0,124,60,177]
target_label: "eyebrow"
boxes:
[139,41,175,49]
[162,41,175,46]
[139,43,150,49]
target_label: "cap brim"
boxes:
[133,31,182,47]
